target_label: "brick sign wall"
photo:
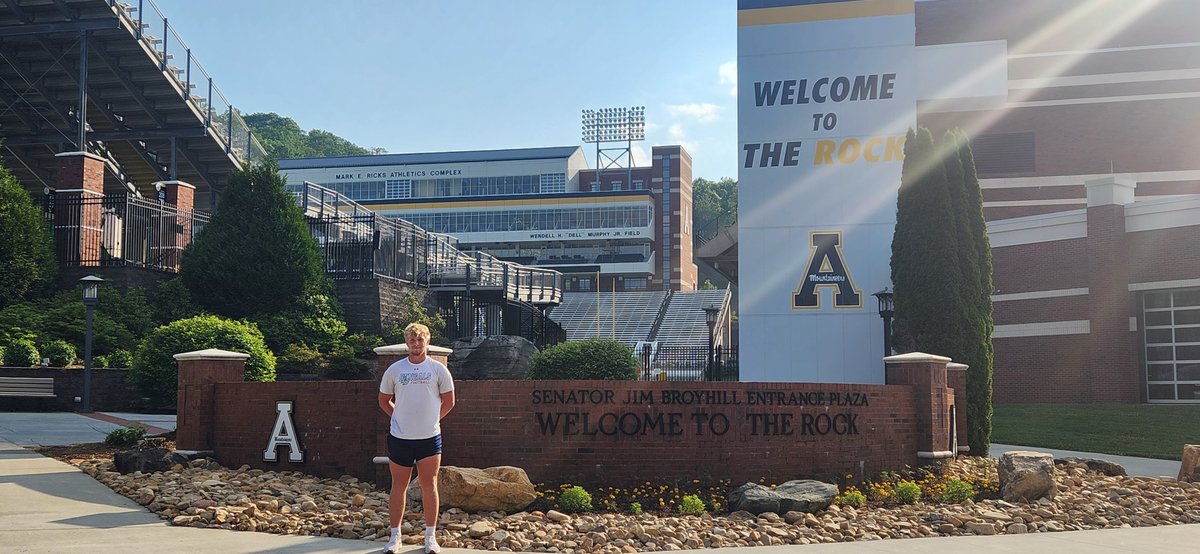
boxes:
[178,350,962,486]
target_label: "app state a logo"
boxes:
[792,231,862,310]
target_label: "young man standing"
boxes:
[378,323,455,554]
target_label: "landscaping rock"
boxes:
[774,480,838,513]
[998,451,1057,502]
[1179,444,1200,482]
[1055,457,1126,477]
[406,466,536,513]
[113,447,189,475]
[727,483,780,515]
[448,335,537,380]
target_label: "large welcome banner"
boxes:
[738,0,918,383]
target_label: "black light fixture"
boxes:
[703,305,721,381]
[872,287,894,356]
[80,275,103,413]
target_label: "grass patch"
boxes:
[992,404,1200,460]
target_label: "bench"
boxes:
[0,377,56,397]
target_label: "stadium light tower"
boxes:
[581,106,646,189]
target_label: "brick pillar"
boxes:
[1084,177,1139,403]
[885,352,954,462]
[174,349,248,451]
[53,152,105,266]
[946,362,970,455]
[155,180,195,271]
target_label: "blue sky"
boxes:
[153,0,739,179]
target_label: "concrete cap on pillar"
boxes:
[374,344,454,356]
[173,348,251,361]
[946,362,969,371]
[153,180,196,190]
[883,352,952,364]
[1085,176,1136,207]
[54,151,106,162]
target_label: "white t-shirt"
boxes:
[379,356,454,440]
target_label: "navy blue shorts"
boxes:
[386,434,442,467]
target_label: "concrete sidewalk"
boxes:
[0,412,175,447]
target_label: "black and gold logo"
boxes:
[792,231,862,310]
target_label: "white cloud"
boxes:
[667,103,720,123]
[666,124,697,153]
[719,60,737,96]
[631,145,651,166]
[668,123,686,139]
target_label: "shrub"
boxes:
[130,315,276,407]
[527,339,638,380]
[41,339,76,367]
[321,343,373,380]
[152,278,204,325]
[939,478,975,503]
[894,480,921,504]
[3,339,39,366]
[0,161,56,308]
[558,486,593,513]
[253,292,347,353]
[93,355,109,369]
[678,494,706,516]
[104,426,147,446]
[835,486,867,508]
[629,502,643,515]
[107,349,133,369]
[277,343,324,375]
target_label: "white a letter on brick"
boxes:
[263,400,304,462]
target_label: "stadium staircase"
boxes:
[0,0,264,207]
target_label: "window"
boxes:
[633,180,645,190]
[612,181,622,191]
[386,180,411,199]
[590,181,600,192]
[624,278,647,290]
[1144,288,1200,402]
[539,173,566,194]
[578,278,592,291]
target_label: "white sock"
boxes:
[391,527,399,535]
[425,525,436,536]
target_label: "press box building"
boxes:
[279,145,697,293]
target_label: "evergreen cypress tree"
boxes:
[180,160,325,319]
[891,127,969,358]
[0,161,56,308]
[952,129,994,455]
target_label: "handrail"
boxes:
[109,0,266,163]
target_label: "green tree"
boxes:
[891,127,993,456]
[950,129,994,455]
[180,160,327,320]
[0,160,56,308]
[692,177,738,246]
[890,127,970,359]
[242,112,309,159]
[244,112,377,159]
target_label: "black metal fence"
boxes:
[438,293,566,349]
[638,344,739,381]
[43,193,210,272]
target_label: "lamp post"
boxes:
[80,275,103,413]
[703,305,720,381]
[872,287,894,357]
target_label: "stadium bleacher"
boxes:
[549,289,730,347]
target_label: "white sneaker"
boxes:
[423,534,441,554]
[384,531,401,554]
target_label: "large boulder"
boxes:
[775,480,838,513]
[448,335,538,380]
[1179,444,1200,482]
[407,466,536,513]
[998,451,1057,502]
[113,446,189,474]
[728,480,837,515]
[1055,456,1126,477]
